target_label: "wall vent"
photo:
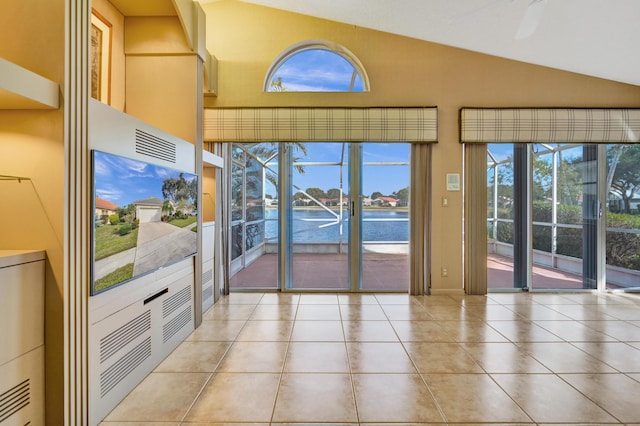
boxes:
[135,129,177,163]
[100,337,151,398]
[99,310,151,364]
[202,268,213,284]
[0,378,29,423]
[162,286,190,319]
[202,285,213,303]
[163,306,191,343]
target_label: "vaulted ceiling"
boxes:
[199,0,640,87]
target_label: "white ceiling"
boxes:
[204,0,640,87]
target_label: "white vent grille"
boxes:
[202,268,213,284]
[100,337,151,398]
[163,306,191,343]
[162,286,190,319]
[202,285,213,303]
[135,129,176,163]
[99,310,151,364]
[0,378,29,423]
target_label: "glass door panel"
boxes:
[605,144,640,290]
[290,142,349,289]
[229,143,279,289]
[361,143,410,290]
[487,144,515,289]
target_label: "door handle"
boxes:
[351,201,355,217]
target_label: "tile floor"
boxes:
[100,291,640,425]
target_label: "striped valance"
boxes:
[204,107,438,142]
[461,108,640,144]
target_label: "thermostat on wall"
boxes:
[446,173,460,191]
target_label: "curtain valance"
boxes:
[460,108,640,144]
[204,107,438,143]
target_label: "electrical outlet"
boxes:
[441,267,448,277]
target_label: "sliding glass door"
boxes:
[230,142,410,291]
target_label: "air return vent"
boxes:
[100,310,151,364]
[202,268,213,284]
[162,286,190,319]
[202,285,213,303]
[100,337,151,398]
[0,378,30,423]
[135,129,176,163]
[163,306,191,343]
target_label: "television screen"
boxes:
[91,150,198,295]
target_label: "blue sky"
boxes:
[269,49,364,92]
[264,143,409,198]
[93,151,196,208]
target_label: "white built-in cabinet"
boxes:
[0,250,46,425]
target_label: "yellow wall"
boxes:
[0,1,65,424]
[203,166,216,222]
[202,0,640,293]
[124,16,199,143]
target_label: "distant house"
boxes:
[95,197,117,224]
[133,196,164,223]
[371,196,398,207]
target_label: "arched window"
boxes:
[264,40,370,92]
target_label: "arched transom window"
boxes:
[264,40,370,92]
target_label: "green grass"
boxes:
[94,263,134,292]
[169,216,197,228]
[94,224,138,260]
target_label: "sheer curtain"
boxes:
[464,143,488,295]
[409,143,431,295]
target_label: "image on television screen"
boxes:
[92,150,198,295]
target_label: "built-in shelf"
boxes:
[0,58,59,109]
[203,149,224,168]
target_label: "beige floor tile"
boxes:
[100,422,180,425]
[423,305,476,320]
[460,342,551,373]
[353,373,444,423]
[339,304,388,320]
[185,373,280,423]
[186,320,246,342]
[204,304,257,321]
[438,320,510,342]
[375,294,419,305]
[235,320,293,341]
[290,320,344,341]
[534,320,617,342]
[390,320,454,342]
[519,342,617,373]
[347,342,416,373]
[295,304,341,320]
[601,305,640,321]
[298,294,339,304]
[284,342,350,373]
[404,342,483,373]
[424,373,531,423]
[338,294,379,304]
[218,293,265,305]
[506,304,574,321]
[217,341,288,372]
[155,341,230,372]
[104,372,209,422]
[492,373,618,424]
[272,373,357,423]
[250,304,298,320]
[546,304,617,320]
[258,293,300,305]
[560,373,640,423]
[342,320,398,341]
[380,304,432,320]
[462,304,524,321]
[486,320,564,342]
[571,341,640,372]
[579,320,640,341]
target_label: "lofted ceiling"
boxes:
[199,0,640,87]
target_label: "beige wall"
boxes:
[203,167,216,222]
[0,1,65,424]
[202,0,640,293]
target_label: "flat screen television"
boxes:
[91,150,198,295]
